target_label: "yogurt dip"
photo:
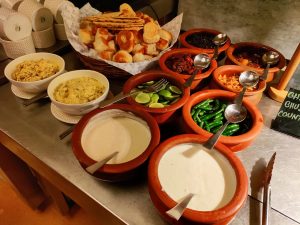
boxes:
[81,109,151,164]
[158,143,237,211]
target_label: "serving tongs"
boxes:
[262,152,276,225]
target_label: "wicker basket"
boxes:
[76,51,132,79]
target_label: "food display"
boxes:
[185,32,216,49]
[54,77,105,104]
[191,99,252,136]
[218,73,258,92]
[233,46,269,68]
[158,142,237,211]
[78,3,172,63]
[134,80,182,108]
[165,53,203,75]
[12,59,59,82]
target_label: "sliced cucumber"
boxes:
[169,85,182,94]
[149,102,165,108]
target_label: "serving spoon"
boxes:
[234,70,260,109]
[261,51,280,80]
[85,151,119,174]
[212,33,227,60]
[184,54,211,88]
[166,104,247,220]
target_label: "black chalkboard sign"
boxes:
[271,88,300,138]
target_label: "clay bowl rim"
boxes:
[148,134,248,223]
[182,89,263,144]
[72,103,160,175]
[212,65,267,95]
[179,28,232,54]
[159,48,218,80]
[226,42,286,73]
[123,70,190,114]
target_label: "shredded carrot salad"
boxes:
[218,73,258,92]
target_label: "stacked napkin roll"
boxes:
[1,0,23,10]
[0,6,35,59]
[18,0,56,48]
[44,0,71,41]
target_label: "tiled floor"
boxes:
[0,175,101,225]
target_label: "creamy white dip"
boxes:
[81,109,151,164]
[158,143,237,211]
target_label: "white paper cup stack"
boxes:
[1,0,23,10]
[0,7,35,58]
[44,0,73,41]
[18,0,53,31]
[0,7,32,41]
[0,35,35,59]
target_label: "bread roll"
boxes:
[113,50,133,63]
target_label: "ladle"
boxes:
[261,51,280,80]
[166,104,247,220]
[234,70,260,109]
[203,103,247,150]
[184,54,211,88]
[212,33,227,60]
[85,151,119,174]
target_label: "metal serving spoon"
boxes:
[166,104,247,220]
[212,33,227,60]
[85,151,119,174]
[166,193,195,220]
[261,51,280,80]
[203,103,247,150]
[234,70,260,109]
[184,54,211,88]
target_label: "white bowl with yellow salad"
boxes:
[47,70,109,115]
[4,52,65,93]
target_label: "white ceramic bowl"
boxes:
[47,70,110,115]
[4,52,65,93]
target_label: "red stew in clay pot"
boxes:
[226,42,286,82]
[159,48,217,90]
[179,28,231,55]
[182,90,263,152]
[123,70,190,124]
[210,65,266,105]
[148,134,248,225]
[72,104,160,181]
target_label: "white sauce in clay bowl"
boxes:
[158,143,237,211]
[81,109,151,164]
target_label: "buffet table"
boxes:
[1,50,300,225]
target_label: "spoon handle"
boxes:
[86,151,119,174]
[212,45,219,60]
[234,87,247,109]
[166,193,194,220]
[261,63,271,80]
[184,69,200,88]
[203,120,230,150]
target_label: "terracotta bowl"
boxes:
[210,65,266,105]
[159,48,217,90]
[182,90,263,152]
[72,104,160,181]
[226,42,286,82]
[123,70,190,124]
[179,28,231,56]
[148,134,248,225]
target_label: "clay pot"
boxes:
[179,28,231,55]
[123,70,190,124]
[148,134,248,225]
[210,65,266,105]
[182,90,263,152]
[159,48,217,90]
[226,42,286,82]
[72,104,160,181]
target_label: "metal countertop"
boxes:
[0,51,300,225]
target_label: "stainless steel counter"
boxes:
[0,52,300,225]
